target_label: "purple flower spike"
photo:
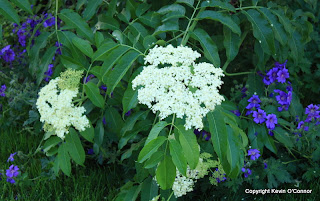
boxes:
[44,64,54,82]
[1,45,15,62]
[266,114,278,130]
[248,149,261,161]
[7,152,17,162]
[43,17,55,27]
[253,109,266,124]
[276,68,289,83]
[246,95,261,110]
[0,85,6,97]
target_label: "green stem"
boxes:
[224,71,253,76]
[55,0,62,54]
[81,63,94,101]
[181,0,203,46]
[152,111,159,126]
[120,44,145,56]
[167,191,174,201]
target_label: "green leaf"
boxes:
[58,143,71,176]
[270,9,293,34]
[258,8,287,46]
[190,28,220,67]
[143,35,157,49]
[92,42,118,61]
[53,155,60,176]
[101,46,130,83]
[36,46,57,85]
[141,177,159,201]
[94,120,104,146]
[169,139,187,176]
[288,32,303,65]
[82,0,103,20]
[176,125,199,169]
[153,19,179,35]
[140,12,161,28]
[72,37,93,58]
[0,0,20,25]
[274,127,294,148]
[122,83,138,117]
[0,24,2,41]
[201,0,236,12]
[248,121,264,151]
[29,32,50,75]
[223,24,241,63]
[129,22,149,38]
[156,155,176,190]
[158,4,185,15]
[84,82,105,108]
[260,126,277,154]
[120,111,149,136]
[94,31,104,48]
[105,106,124,135]
[144,151,164,169]
[60,55,84,70]
[43,136,62,153]
[176,0,194,7]
[138,136,167,163]
[118,130,140,150]
[247,73,264,97]
[65,128,85,166]
[12,0,33,14]
[198,10,240,35]
[289,92,303,119]
[136,3,151,17]
[226,126,242,178]
[79,121,94,143]
[242,9,275,55]
[145,121,169,145]
[59,9,94,43]
[106,50,141,94]
[124,185,142,201]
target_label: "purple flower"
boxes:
[242,167,252,178]
[44,64,54,82]
[286,85,292,92]
[6,165,19,178]
[231,110,241,116]
[246,95,261,109]
[268,131,274,136]
[87,148,94,155]
[241,167,246,172]
[43,17,55,27]
[7,152,17,162]
[252,109,266,124]
[248,149,261,160]
[264,162,268,169]
[125,109,133,117]
[277,104,289,112]
[102,117,106,125]
[7,178,16,184]
[17,29,27,46]
[266,114,277,130]
[55,42,62,55]
[305,104,319,116]
[267,67,279,83]
[1,45,15,62]
[297,121,309,131]
[274,60,287,69]
[83,74,95,84]
[275,90,290,105]
[194,129,201,136]
[100,85,107,91]
[276,68,289,83]
[0,85,6,97]
[263,75,272,85]
[247,169,252,175]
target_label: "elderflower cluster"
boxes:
[36,70,89,139]
[132,45,224,130]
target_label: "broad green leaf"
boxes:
[36,46,57,85]
[93,42,118,61]
[124,185,142,201]
[53,155,60,176]
[122,83,138,118]
[274,127,294,148]
[129,22,148,38]
[190,28,220,67]
[29,32,50,75]
[136,3,151,17]
[260,126,277,154]
[80,121,94,142]
[0,24,2,41]
[248,121,264,151]
[176,125,199,169]
[84,82,105,108]
[271,9,293,34]
[226,126,242,178]
[60,55,84,70]
[0,0,20,24]
[106,50,141,94]
[89,66,102,80]
[58,143,71,176]
[105,106,124,135]
[76,0,86,11]
[43,136,62,153]
[82,0,103,20]
[143,35,157,49]
[121,140,144,161]
[59,9,94,43]
[72,37,93,58]
[169,139,187,176]
[153,19,179,35]
[94,120,104,146]
[157,4,185,15]
[198,10,241,35]
[177,0,194,7]
[101,46,130,83]
[138,136,167,163]
[258,8,287,46]
[201,0,236,12]
[288,32,303,65]
[141,177,159,201]
[156,155,176,190]
[242,9,275,55]
[247,73,264,97]
[120,111,149,136]
[65,128,85,165]
[12,0,33,14]
[144,151,164,168]
[223,25,241,63]
[118,130,140,150]
[95,31,104,48]
[289,92,303,119]
[145,121,169,145]
[98,15,120,31]
[140,12,161,28]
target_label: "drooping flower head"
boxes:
[132,45,225,130]
[248,149,261,161]
[252,109,266,124]
[266,114,278,130]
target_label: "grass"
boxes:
[0,128,120,201]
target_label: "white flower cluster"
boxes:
[132,45,225,130]
[36,77,89,139]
